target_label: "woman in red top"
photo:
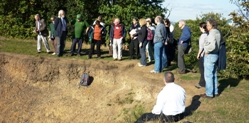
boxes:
[88,20,106,59]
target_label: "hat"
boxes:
[76,14,81,19]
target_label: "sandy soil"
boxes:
[0,52,205,123]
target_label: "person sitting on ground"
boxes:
[135,71,186,123]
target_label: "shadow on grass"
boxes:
[218,78,241,94]
[184,95,201,117]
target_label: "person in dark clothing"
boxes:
[137,18,148,66]
[164,18,175,66]
[195,22,208,89]
[129,18,140,59]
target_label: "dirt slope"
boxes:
[0,52,204,123]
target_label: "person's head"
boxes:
[76,14,82,21]
[58,10,65,18]
[50,16,56,22]
[114,18,120,25]
[139,18,146,27]
[97,15,103,22]
[146,18,152,26]
[178,20,186,29]
[34,14,40,21]
[132,18,138,25]
[154,16,163,24]
[95,20,100,26]
[206,18,218,31]
[199,22,208,33]
[164,71,175,84]
[164,18,171,27]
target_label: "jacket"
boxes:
[54,17,68,37]
[35,19,48,36]
[217,37,226,71]
[88,24,106,40]
[109,23,126,43]
[137,25,147,43]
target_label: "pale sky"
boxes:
[162,0,238,22]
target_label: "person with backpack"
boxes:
[146,18,155,63]
[137,18,148,67]
[200,19,221,99]
[70,14,89,56]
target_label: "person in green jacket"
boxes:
[49,16,57,55]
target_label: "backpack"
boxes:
[147,28,154,40]
[79,73,90,86]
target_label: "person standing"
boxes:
[129,18,140,59]
[195,22,208,89]
[137,18,148,66]
[150,16,167,73]
[135,71,186,123]
[146,18,155,63]
[70,14,89,56]
[54,10,68,57]
[34,14,50,53]
[164,18,175,66]
[200,19,221,98]
[93,15,105,27]
[177,20,191,74]
[109,18,126,61]
[49,16,57,55]
[88,20,106,59]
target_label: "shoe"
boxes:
[70,54,73,56]
[47,52,50,54]
[195,84,203,89]
[177,70,186,74]
[37,52,41,54]
[138,63,145,67]
[77,54,81,56]
[200,94,213,99]
[150,70,159,73]
[113,58,117,61]
[215,94,220,97]
[118,59,121,61]
[52,52,56,55]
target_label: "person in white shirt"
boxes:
[135,71,186,123]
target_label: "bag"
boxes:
[147,28,154,41]
[79,73,90,86]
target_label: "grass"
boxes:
[1,38,249,123]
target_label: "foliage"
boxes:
[0,0,167,40]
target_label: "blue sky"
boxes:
[162,0,238,22]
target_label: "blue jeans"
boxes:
[140,40,148,65]
[204,54,218,97]
[154,42,167,72]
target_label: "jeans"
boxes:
[70,38,83,55]
[139,40,148,65]
[112,38,122,59]
[178,45,187,72]
[204,54,218,97]
[89,39,102,58]
[37,34,50,52]
[146,40,154,61]
[154,42,167,72]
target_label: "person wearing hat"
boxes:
[70,14,89,56]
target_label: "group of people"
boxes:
[34,10,223,123]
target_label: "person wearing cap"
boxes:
[70,14,89,56]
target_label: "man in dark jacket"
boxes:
[54,10,68,57]
[129,18,140,59]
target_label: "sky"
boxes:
[162,0,238,22]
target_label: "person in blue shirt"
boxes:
[177,20,191,74]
